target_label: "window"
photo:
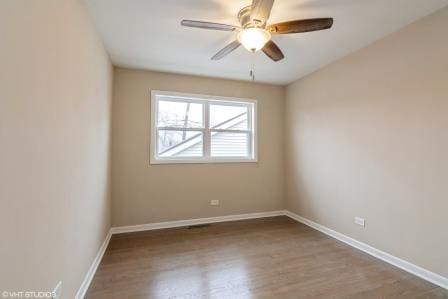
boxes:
[150,90,257,164]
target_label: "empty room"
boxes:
[1,0,448,298]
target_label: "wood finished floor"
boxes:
[86,216,448,298]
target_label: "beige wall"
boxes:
[0,0,112,298]
[286,7,448,277]
[112,68,285,226]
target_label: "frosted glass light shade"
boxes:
[237,28,271,52]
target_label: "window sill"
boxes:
[149,158,258,165]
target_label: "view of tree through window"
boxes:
[157,100,204,156]
[152,92,256,163]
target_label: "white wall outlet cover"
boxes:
[210,200,219,206]
[52,281,62,299]
[355,217,365,227]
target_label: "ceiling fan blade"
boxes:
[211,40,241,60]
[250,0,275,25]
[262,40,284,62]
[181,20,237,31]
[268,18,333,34]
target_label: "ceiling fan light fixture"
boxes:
[237,27,271,52]
[181,0,334,62]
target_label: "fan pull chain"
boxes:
[250,53,255,81]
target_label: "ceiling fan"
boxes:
[181,0,333,62]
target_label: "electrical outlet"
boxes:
[52,281,62,299]
[210,200,219,206]
[355,217,365,227]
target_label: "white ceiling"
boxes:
[85,0,448,85]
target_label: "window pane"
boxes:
[158,130,203,157]
[210,104,249,130]
[157,99,203,128]
[210,132,249,157]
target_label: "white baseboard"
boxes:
[75,229,112,299]
[110,210,285,234]
[284,210,448,290]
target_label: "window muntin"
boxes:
[151,91,257,164]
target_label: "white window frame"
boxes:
[150,90,258,164]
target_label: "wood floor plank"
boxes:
[86,216,447,298]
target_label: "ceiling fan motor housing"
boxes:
[238,6,263,29]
